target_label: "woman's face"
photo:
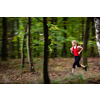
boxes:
[72,42,76,46]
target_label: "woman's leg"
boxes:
[80,64,85,68]
[76,56,87,71]
[72,68,75,73]
[71,57,77,74]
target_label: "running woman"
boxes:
[70,40,87,74]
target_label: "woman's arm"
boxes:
[70,47,73,53]
[77,46,83,54]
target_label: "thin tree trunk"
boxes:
[43,17,50,84]
[94,17,100,56]
[11,18,15,59]
[1,17,8,61]
[51,17,57,58]
[21,25,27,68]
[27,17,35,72]
[80,18,84,58]
[83,17,90,65]
[62,17,67,58]
[17,18,21,59]
[91,17,95,57]
[54,17,57,57]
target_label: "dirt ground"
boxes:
[0,57,100,84]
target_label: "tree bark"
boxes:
[43,17,50,84]
[91,17,95,57]
[11,18,15,59]
[17,18,21,59]
[62,17,67,57]
[51,17,57,58]
[94,17,100,56]
[1,17,8,61]
[83,17,90,65]
[27,17,35,72]
[21,25,27,68]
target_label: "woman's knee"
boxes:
[73,63,76,69]
[77,64,81,67]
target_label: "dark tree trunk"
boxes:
[7,18,12,58]
[94,17,100,56]
[80,18,84,58]
[27,17,35,72]
[62,17,67,57]
[83,17,91,65]
[54,18,57,57]
[1,17,8,61]
[17,18,21,59]
[11,18,15,59]
[43,17,50,84]
[91,17,95,57]
[51,17,57,58]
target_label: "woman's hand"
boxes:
[78,52,80,54]
[70,48,72,50]
[70,47,73,53]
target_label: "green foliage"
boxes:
[0,17,98,59]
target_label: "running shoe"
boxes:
[85,65,87,71]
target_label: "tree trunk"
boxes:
[11,18,15,59]
[1,17,8,61]
[51,17,57,58]
[62,17,67,57]
[17,18,21,59]
[27,17,35,72]
[91,17,95,57]
[54,18,57,58]
[83,17,90,65]
[43,17,50,84]
[80,18,84,58]
[94,17,100,56]
[21,25,27,68]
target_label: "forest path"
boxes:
[0,57,100,84]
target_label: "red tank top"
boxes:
[72,46,80,56]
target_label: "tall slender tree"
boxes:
[27,17,35,72]
[11,18,15,59]
[62,17,67,57]
[22,25,27,68]
[1,17,7,61]
[83,17,91,65]
[17,18,21,59]
[43,17,50,84]
[94,17,100,56]
[80,17,85,58]
[51,17,57,58]
[91,17,95,57]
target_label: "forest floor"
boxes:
[0,57,100,84]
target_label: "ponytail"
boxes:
[76,42,78,46]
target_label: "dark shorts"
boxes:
[73,56,81,69]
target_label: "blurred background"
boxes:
[0,17,100,84]
[0,17,99,59]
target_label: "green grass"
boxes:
[64,74,87,84]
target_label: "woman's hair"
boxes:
[72,40,78,46]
